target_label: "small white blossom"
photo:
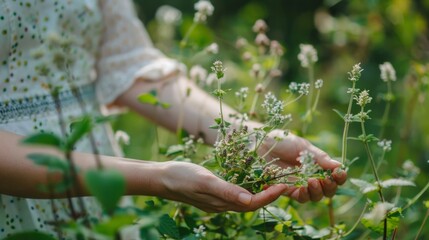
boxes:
[115,130,130,146]
[189,65,208,83]
[348,63,363,82]
[252,19,268,33]
[155,5,182,24]
[235,37,247,49]
[211,60,226,79]
[355,90,372,107]
[194,0,214,23]
[315,79,324,89]
[205,42,219,54]
[298,83,310,95]
[378,139,392,152]
[297,44,318,68]
[235,87,249,100]
[270,40,284,56]
[250,63,262,79]
[379,62,396,82]
[255,33,270,46]
[193,225,207,238]
[289,82,298,92]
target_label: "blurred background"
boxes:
[113,0,429,238]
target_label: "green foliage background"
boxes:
[110,0,429,239]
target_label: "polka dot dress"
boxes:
[0,0,184,238]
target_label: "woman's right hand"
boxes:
[157,161,287,213]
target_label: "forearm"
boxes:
[0,130,166,199]
[115,75,261,144]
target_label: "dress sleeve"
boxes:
[96,0,186,104]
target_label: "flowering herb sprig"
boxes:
[378,62,396,139]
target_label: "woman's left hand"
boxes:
[259,129,347,203]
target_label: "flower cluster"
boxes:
[377,139,392,152]
[211,60,226,79]
[379,62,396,82]
[289,82,310,96]
[297,44,318,68]
[348,63,363,82]
[297,150,323,178]
[194,0,214,23]
[355,90,372,107]
[315,79,324,89]
[261,92,292,127]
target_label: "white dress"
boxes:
[0,0,183,238]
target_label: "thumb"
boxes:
[308,144,341,170]
[209,178,253,206]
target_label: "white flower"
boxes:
[379,62,396,82]
[193,225,207,238]
[250,63,262,79]
[115,130,130,146]
[155,5,182,24]
[298,83,310,95]
[270,40,284,56]
[189,65,208,83]
[255,33,270,46]
[315,79,324,89]
[252,19,268,33]
[377,139,392,152]
[235,37,247,49]
[355,90,372,106]
[297,44,318,68]
[211,60,226,79]
[205,42,219,54]
[348,63,363,82]
[235,87,249,100]
[194,0,214,23]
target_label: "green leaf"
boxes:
[424,201,429,209]
[84,169,125,214]
[350,178,378,194]
[67,116,92,149]
[158,214,180,239]
[361,206,401,236]
[165,145,185,157]
[335,187,357,196]
[94,214,137,236]
[209,124,220,129]
[251,221,277,232]
[3,231,57,240]
[27,153,69,172]
[21,132,63,149]
[332,109,345,119]
[381,178,415,188]
[138,91,159,105]
[138,90,170,109]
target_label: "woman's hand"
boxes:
[158,161,287,213]
[259,129,347,203]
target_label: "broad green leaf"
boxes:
[27,153,69,172]
[3,231,57,240]
[350,178,378,194]
[94,214,137,236]
[261,206,291,222]
[84,169,125,214]
[361,206,401,236]
[67,116,92,149]
[381,178,415,188]
[158,214,180,239]
[21,132,63,149]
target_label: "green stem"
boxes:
[218,78,226,138]
[360,116,387,240]
[379,81,392,139]
[328,197,335,227]
[343,203,369,237]
[249,92,260,116]
[403,180,429,211]
[414,207,429,240]
[302,64,315,135]
[180,22,197,49]
[341,81,356,165]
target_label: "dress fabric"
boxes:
[0,0,183,238]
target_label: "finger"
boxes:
[288,186,310,203]
[246,184,288,210]
[320,178,337,198]
[332,168,347,185]
[207,177,254,206]
[307,144,341,170]
[308,178,324,202]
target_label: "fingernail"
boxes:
[310,180,319,189]
[238,192,252,205]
